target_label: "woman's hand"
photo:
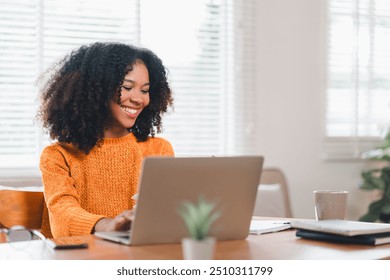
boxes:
[93,210,134,232]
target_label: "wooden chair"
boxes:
[0,179,44,236]
[253,167,293,218]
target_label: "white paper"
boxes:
[249,220,291,235]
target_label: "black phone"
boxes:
[46,236,89,250]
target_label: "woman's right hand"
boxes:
[93,210,134,232]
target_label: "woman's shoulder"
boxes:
[41,142,82,159]
[146,136,171,145]
[41,142,61,155]
[139,136,174,156]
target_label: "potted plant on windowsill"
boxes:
[359,130,390,223]
[178,196,220,260]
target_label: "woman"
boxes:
[37,42,174,238]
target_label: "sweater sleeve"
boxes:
[39,145,105,237]
[161,138,175,156]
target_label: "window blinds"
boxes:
[326,0,390,159]
[0,0,39,168]
[0,0,138,170]
[0,0,256,173]
[140,0,256,156]
[42,0,139,68]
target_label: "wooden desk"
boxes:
[1,228,390,260]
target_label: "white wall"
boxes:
[253,0,379,220]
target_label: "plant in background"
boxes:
[178,196,220,241]
[359,130,390,222]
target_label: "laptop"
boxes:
[95,156,263,245]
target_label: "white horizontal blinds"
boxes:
[140,0,256,156]
[139,0,223,155]
[42,0,139,68]
[326,0,390,158]
[0,0,256,172]
[0,0,40,166]
[224,0,256,155]
[41,0,139,151]
[0,0,139,169]
[370,0,390,132]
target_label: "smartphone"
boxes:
[46,236,88,249]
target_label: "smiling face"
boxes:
[104,60,150,138]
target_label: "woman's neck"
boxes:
[103,128,130,138]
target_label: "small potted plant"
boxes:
[178,196,220,260]
[359,129,390,222]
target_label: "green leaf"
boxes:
[360,170,385,190]
[379,132,390,150]
[381,167,390,194]
[368,199,385,212]
[382,203,390,214]
[177,196,220,241]
[359,199,385,222]
[359,212,380,222]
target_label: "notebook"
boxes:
[291,219,390,236]
[95,156,263,246]
[295,229,390,246]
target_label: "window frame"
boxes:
[324,0,390,161]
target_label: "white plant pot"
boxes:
[181,236,216,260]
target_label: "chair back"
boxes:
[0,179,44,232]
[253,167,293,218]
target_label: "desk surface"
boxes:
[2,227,390,260]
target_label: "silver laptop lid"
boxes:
[130,156,263,245]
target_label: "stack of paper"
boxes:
[291,220,390,246]
[249,220,291,235]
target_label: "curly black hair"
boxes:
[37,42,173,154]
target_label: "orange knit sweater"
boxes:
[39,133,174,238]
